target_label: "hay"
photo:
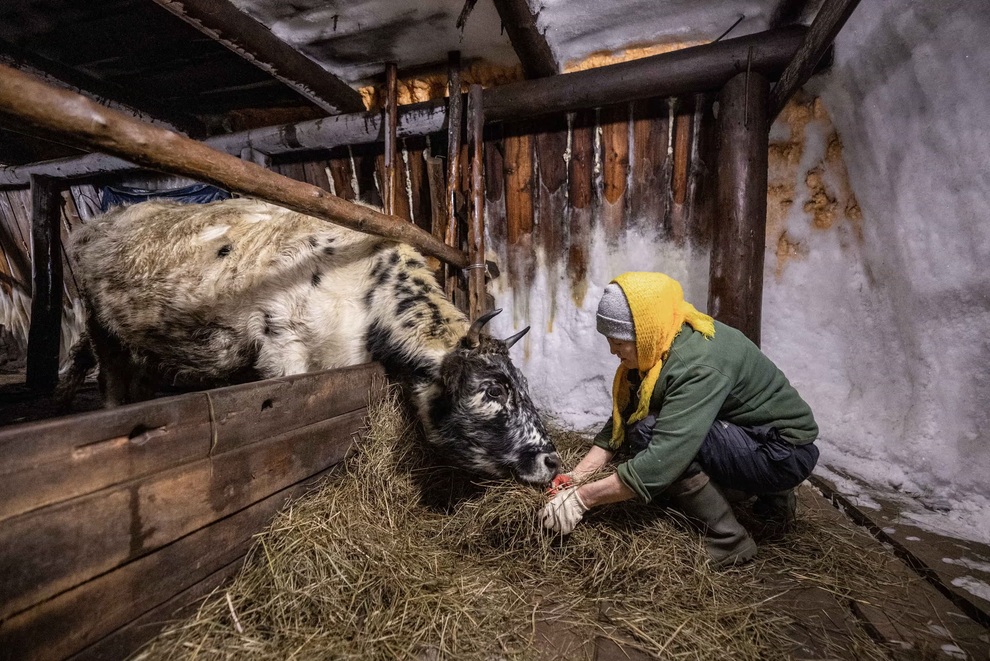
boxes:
[136,386,895,661]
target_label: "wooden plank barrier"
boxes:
[0,362,385,661]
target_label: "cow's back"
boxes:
[71,198,387,381]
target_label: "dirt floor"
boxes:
[3,377,989,659]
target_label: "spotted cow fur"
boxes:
[62,198,560,485]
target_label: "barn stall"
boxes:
[1,0,989,659]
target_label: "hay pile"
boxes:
[137,386,892,661]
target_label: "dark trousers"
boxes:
[695,421,819,494]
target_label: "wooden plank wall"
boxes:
[0,362,384,661]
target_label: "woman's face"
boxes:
[607,337,638,369]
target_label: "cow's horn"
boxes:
[466,308,502,347]
[503,326,530,349]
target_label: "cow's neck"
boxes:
[364,245,469,384]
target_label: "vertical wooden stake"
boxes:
[466,85,487,321]
[26,175,64,392]
[445,51,465,305]
[383,62,399,217]
[708,71,770,346]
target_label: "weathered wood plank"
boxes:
[629,98,666,234]
[406,141,433,234]
[328,153,357,201]
[0,394,211,522]
[567,110,595,307]
[707,71,770,346]
[445,52,465,300]
[207,362,381,454]
[25,175,64,392]
[466,85,488,321]
[600,104,629,243]
[670,109,692,245]
[533,115,568,312]
[503,123,535,300]
[3,464,345,661]
[425,153,447,274]
[0,409,366,620]
[383,63,400,217]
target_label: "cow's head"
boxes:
[421,309,560,486]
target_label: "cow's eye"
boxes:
[485,384,505,400]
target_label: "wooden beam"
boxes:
[0,26,807,188]
[0,64,468,268]
[491,0,558,79]
[482,26,805,121]
[445,52,466,300]
[768,0,861,119]
[24,175,63,393]
[466,85,487,321]
[150,0,365,115]
[383,63,399,217]
[708,71,770,346]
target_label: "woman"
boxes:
[541,272,819,567]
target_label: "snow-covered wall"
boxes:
[490,0,989,539]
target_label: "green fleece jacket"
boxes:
[593,321,818,502]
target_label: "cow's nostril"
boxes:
[543,454,561,472]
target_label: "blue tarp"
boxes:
[99,183,231,212]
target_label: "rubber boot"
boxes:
[753,489,797,530]
[668,471,757,568]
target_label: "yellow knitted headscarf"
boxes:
[607,273,715,449]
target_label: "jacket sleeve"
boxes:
[592,417,614,450]
[616,364,731,502]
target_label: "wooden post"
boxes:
[445,52,465,302]
[0,63,468,268]
[25,175,63,392]
[466,85,487,321]
[383,63,399,217]
[708,71,770,346]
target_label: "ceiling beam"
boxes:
[0,44,204,136]
[768,0,862,119]
[0,26,807,187]
[151,0,365,115]
[491,0,558,78]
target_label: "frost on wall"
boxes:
[765,0,990,540]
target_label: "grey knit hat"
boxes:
[596,283,635,340]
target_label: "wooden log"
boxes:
[25,175,63,392]
[425,153,447,273]
[0,27,807,188]
[483,26,806,122]
[567,110,594,306]
[445,52,465,299]
[0,64,468,268]
[150,0,364,115]
[405,141,433,233]
[466,85,488,321]
[600,104,629,242]
[630,98,666,232]
[383,63,399,217]
[769,0,862,119]
[670,108,692,244]
[302,160,332,192]
[0,409,366,621]
[708,71,770,346]
[327,154,357,201]
[3,464,345,661]
[491,0,558,79]
[533,115,568,311]
[503,123,535,298]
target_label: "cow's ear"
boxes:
[440,353,467,393]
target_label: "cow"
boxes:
[60,197,560,486]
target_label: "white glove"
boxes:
[540,486,589,535]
